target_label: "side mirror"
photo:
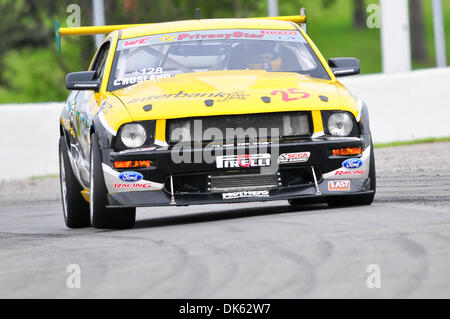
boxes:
[66,71,100,91]
[329,58,360,77]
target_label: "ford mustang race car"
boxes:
[57,12,375,229]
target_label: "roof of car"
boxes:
[120,18,298,39]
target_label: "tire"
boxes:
[327,140,376,208]
[90,133,136,229]
[59,136,91,228]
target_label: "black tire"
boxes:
[59,136,91,228]
[90,133,136,229]
[327,140,376,208]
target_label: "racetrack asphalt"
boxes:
[0,142,449,298]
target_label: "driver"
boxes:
[246,42,282,71]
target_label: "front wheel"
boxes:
[90,133,136,229]
[59,137,90,228]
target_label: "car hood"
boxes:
[112,70,357,122]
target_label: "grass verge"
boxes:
[374,137,450,148]
[29,174,59,180]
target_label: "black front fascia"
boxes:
[103,137,365,185]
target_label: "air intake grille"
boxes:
[210,174,279,193]
[167,112,312,143]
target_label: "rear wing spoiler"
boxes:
[55,8,307,53]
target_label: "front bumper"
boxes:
[101,137,373,207]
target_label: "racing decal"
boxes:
[277,152,310,164]
[118,171,143,182]
[102,164,164,193]
[334,170,366,176]
[222,190,270,200]
[61,118,76,138]
[99,99,114,115]
[123,36,153,48]
[328,180,350,191]
[216,154,271,168]
[271,89,311,101]
[117,29,307,51]
[342,158,363,169]
[177,31,265,41]
[114,183,153,189]
[159,35,176,42]
[127,90,249,104]
[322,146,371,179]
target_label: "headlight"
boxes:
[120,124,147,148]
[327,112,354,137]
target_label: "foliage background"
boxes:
[0,0,449,103]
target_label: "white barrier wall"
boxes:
[0,103,63,181]
[340,67,450,143]
[0,68,449,180]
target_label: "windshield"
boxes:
[108,29,330,91]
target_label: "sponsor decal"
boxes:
[114,183,152,189]
[216,90,249,102]
[118,29,306,51]
[127,90,249,104]
[278,152,310,164]
[223,190,270,200]
[177,31,264,41]
[342,158,363,169]
[118,147,157,154]
[74,83,98,88]
[124,36,152,48]
[118,171,143,182]
[334,170,367,176]
[328,180,350,191]
[216,154,271,168]
[260,30,298,36]
[159,35,175,42]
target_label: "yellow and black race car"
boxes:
[57,11,375,229]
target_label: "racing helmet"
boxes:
[246,41,282,71]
